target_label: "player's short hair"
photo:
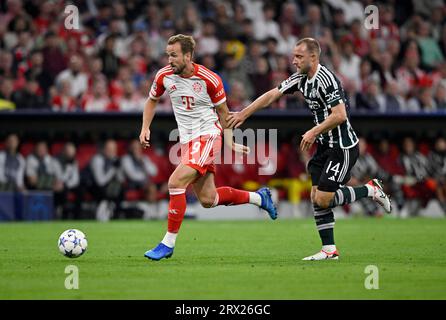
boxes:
[167,34,196,56]
[296,38,321,57]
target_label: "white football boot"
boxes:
[367,179,392,213]
[302,249,339,261]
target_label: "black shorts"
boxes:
[307,143,359,192]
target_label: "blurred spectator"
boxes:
[369,3,400,49]
[381,80,405,113]
[54,142,81,219]
[0,77,16,110]
[196,19,219,57]
[238,18,255,44]
[428,136,446,213]
[254,2,280,41]
[399,136,436,216]
[263,36,280,72]
[239,40,263,75]
[56,54,88,99]
[12,76,47,109]
[99,35,120,80]
[349,137,383,216]
[0,50,14,78]
[115,80,145,112]
[25,141,61,191]
[220,53,253,100]
[227,80,252,112]
[339,38,361,91]
[346,19,369,58]
[81,80,116,112]
[87,56,107,91]
[376,51,398,92]
[41,31,66,82]
[25,50,52,101]
[121,139,158,204]
[248,57,272,99]
[355,79,385,112]
[372,138,406,210]
[278,1,300,36]
[89,139,124,221]
[51,79,76,112]
[231,3,248,40]
[277,23,298,56]
[0,133,25,191]
[406,86,437,112]
[325,0,364,25]
[330,8,349,42]
[396,40,427,99]
[416,21,444,71]
[434,80,446,109]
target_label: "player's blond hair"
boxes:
[168,34,196,57]
[296,38,321,57]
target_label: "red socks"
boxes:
[167,188,187,233]
[167,186,250,233]
[214,186,250,206]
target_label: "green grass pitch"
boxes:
[0,217,445,299]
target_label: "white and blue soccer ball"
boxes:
[58,229,88,258]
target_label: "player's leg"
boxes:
[314,145,391,213]
[191,171,277,219]
[144,163,199,261]
[303,145,339,261]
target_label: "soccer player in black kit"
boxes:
[227,38,392,260]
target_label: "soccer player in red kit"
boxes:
[139,34,277,261]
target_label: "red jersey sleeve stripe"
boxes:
[197,66,220,87]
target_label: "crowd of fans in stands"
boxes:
[0,0,445,113]
[1,133,446,219]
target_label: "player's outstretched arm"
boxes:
[139,97,158,149]
[226,87,283,129]
[216,102,250,154]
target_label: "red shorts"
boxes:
[181,134,222,176]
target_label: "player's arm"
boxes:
[226,87,283,129]
[300,103,347,151]
[139,97,158,149]
[216,102,250,154]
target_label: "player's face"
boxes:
[292,44,312,74]
[166,42,189,75]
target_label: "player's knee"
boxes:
[198,193,217,208]
[314,193,331,209]
[310,189,317,204]
[167,177,182,190]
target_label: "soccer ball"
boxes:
[58,229,88,258]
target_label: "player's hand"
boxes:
[300,129,317,151]
[139,128,151,149]
[232,142,250,155]
[226,111,246,129]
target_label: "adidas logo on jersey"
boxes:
[328,176,336,181]
[168,209,178,215]
[169,85,177,93]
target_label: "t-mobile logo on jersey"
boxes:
[181,96,195,110]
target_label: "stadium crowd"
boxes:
[0,0,445,113]
[1,132,446,219]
